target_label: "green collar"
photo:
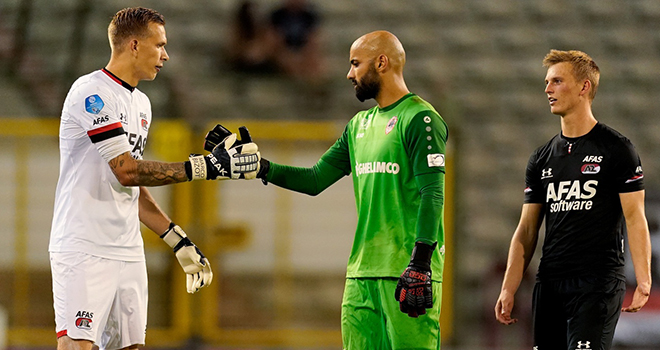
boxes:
[378,93,415,112]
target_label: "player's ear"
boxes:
[580,80,591,97]
[130,39,139,56]
[376,54,388,72]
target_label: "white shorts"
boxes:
[50,251,148,350]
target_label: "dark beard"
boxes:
[354,67,381,102]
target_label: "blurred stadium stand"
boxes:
[2,0,660,349]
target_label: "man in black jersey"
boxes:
[494,50,652,350]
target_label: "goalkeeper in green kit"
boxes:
[258,31,447,349]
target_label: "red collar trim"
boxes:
[102,68,135,92]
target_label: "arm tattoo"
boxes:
[109,152,188,186]
[109,157,120,170]
[135,160,188,186]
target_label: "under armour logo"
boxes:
[541,168,553,179]
[576,341,591,349]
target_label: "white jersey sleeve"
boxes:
[64,82,131,162]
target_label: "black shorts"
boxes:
[532,276,625,350]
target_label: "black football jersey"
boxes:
[524,123,644,281]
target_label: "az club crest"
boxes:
[140,112,149,131]
[75,310,94,330]
[76,317,92,330]
[581,163,600,174]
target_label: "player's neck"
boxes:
[375,78,409,109]
[105,58,139,87]
[376,89,410,108]
[560,107,597,138]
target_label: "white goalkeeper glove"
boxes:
[186,127,260,180]
[160,223,213,293]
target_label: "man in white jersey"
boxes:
[49,7,260,350]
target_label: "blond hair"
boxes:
[543,49,600,100]
[108,7,165,52]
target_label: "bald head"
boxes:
[351,30,406,73]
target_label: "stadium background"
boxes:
[1,0,660,349]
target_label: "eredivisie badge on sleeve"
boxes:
[427,153,445,167]
[85,95,104,114]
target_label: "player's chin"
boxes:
[549,106,563,116]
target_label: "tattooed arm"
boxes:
[109,151,189,187]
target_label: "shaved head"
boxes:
[350,30,406,73]
[347,30,410,106]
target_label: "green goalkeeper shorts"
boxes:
[341,277,442,350]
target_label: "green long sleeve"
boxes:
[266,159,348,196]
[414,172,445,246]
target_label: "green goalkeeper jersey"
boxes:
[267,93,448,281]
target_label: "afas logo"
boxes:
[546,180,598,202]
[582,155,602,163]
[92,115,109,126]
[546,180,599,213]
[127,133,147,158]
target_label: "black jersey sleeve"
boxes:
[524,148,545,203]
[613,138,644,193]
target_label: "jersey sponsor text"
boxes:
[546,180,598,213]
[75,310,94,330]
[582,155,602,163]
[92,115,109,126]
[127,133,147,158]
[355,161,400,176]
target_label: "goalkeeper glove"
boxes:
[160,223,213,293]
[203,124,232,152]
[394,241,437,317]
[186,125,260,180]
[210,125,271,184]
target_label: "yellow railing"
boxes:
[0,117,454,348]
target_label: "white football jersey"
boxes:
[49,69,152,261]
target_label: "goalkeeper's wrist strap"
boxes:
[257,158,270,185]
[185,155,207,181]
[184,161,193,180]
[160,222,188,251]
[410,241,437,268]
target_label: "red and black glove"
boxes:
[394,241,437,317]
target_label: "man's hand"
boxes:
[622,283,651,312]
[495,290,518,325]
[395,242,436,317]
[187,126,260,180]
[160,223,213,293]
[203,124,233,152]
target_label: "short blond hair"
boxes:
[108,7,165,52]
[543,49,600,100]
